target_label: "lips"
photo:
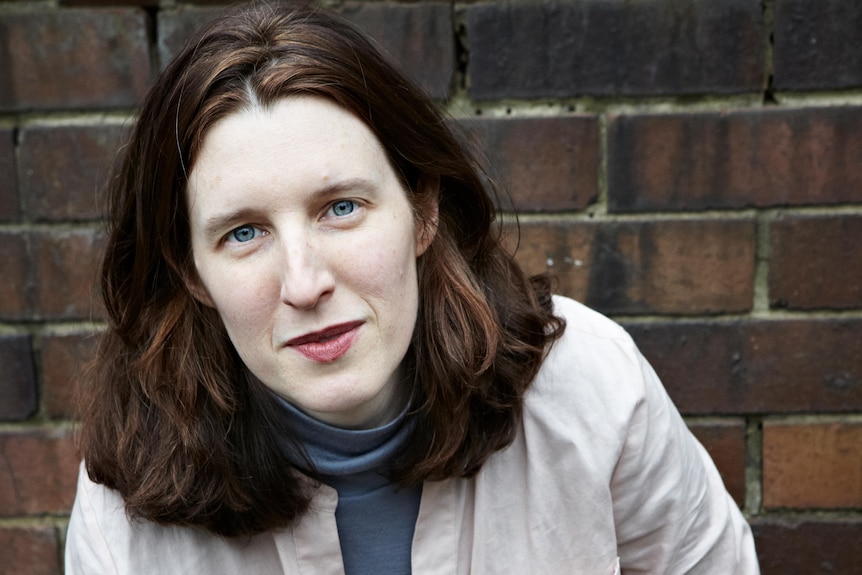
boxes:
[286,321,363,363]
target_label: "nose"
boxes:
[278,236,335,310]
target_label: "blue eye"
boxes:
[230,225,258,243]
[330,200,355,217]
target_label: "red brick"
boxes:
[752,519,862,575]
[0,8,150,111]
[0,335,37,421]
[0,229,104,321]
[0,127,18,221]
[608,107,862,212]
[0,428,79,515]
[625,319,862,414]
[0,527,60,575]
[770,214,862,310]
[686,419,747,508]
[763,420,862,509]
[774,0,862,91]
[510,218,755,315]
[506,220,594,303]
[459,116,599,212]
[41,332,100,419]
[467,0,762,99]
[342,2,454,99]
[19,124,125,221]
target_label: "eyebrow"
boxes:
[199,177,379,240]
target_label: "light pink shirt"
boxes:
[66,296,759,574]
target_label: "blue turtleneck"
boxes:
[275,396,422,575]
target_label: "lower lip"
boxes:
[290,326,360,363]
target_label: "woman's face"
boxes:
[186,96,434,429]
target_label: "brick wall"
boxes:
[1,0,860,572]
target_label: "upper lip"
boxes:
[285,321,364,346]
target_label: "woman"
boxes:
[67,1,759,573]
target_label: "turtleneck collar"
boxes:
[273,394,413,496]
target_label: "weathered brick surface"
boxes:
[0,232,32,320]
[774,0,862,91]
[0,127,18,221]
[459,116,599,212]
[19,124,126,221]
[0,229,104,321]
[763,420,862,509]
[687,419,747,507]
[752,519,862,575]
[770,214,862,311]
[342,2,454,99]
[42,332,100,419]
[510,218,755,315]
[0,9,150,111]
[0,527,60,575]
[467,0,763,99]
[0,428,78,516]
[608,107,862,212]
[625,319,862,414]
[0,335,37,421]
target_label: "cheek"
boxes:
[199,262,278,330]
[341,232,418,299]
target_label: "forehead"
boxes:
[191,96,389,186]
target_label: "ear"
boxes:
[415,177,439,257]
[184,270,216,308]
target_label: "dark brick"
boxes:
[770,214,862,310]
[625,318,862,414]
[774,0,862,91]
[0,428,78,516]
[505,220,594,302]
[0,127,18,221]
[31,229,105,320]
[752,519,862,575]
[459,116,599,212]
[0,232,32,319]
[763,420,862,509]
[686,419,747,507]
[608,107,862,212]
[157,6,222,69]
[467,0,763,99]
[0,527,60,575]
[0,335,37,421]
[342,2,454,99]
[20,124,126,221]
[0,229,104,321]
[509,218,755,315]
[42,332,100,419]
[0,9,150,111]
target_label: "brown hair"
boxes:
[78,0,564,537]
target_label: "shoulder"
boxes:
[528,295,645,416]
[515,296,649,472]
